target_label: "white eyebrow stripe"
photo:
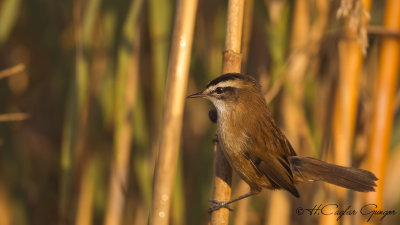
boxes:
[205,80,242,97]
[208,80,238,92]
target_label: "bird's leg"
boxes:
[208,192,254,213]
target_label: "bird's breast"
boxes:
[217,115,248,154]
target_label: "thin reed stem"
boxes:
[149,0,198,224]
[210,0,245,225]
[366,0,400,211]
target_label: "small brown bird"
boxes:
[187,73,377,212]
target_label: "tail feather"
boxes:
[289,156,378,192]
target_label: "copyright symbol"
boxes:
[296,207,304,215]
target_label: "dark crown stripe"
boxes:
[206,73,256,88]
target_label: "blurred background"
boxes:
[0,0,399,224]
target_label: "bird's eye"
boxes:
[216,87,223,94]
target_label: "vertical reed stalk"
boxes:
[148,0,171,126]
[233,181,250,225]
[333,0,371,197]
[265,191,290,225]
[0,181,11,225]
[59,0,95,222]
[329,2,371,225]
[210,1,245,225]
[75,158,96,225]
[310,0,329,147]
[233,0,253,224]
[277,1,310,224]
[127,6,151,225]
[0,0,20,45]
[366,0,400,210]
[73,0,100,179]
[282,0,310,155]
[149,0,198,224]
[104,0,143,224]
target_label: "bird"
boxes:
[187,73,378,212]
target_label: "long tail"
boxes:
[289,156,378,192]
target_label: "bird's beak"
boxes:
[186,90,206,99]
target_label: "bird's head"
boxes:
[187,73,262,112]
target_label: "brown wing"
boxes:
[244,110,299,197]
[267,114,297,156]
[244,147,299,197]
[258,152,299,197]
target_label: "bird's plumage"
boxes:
[188,73,377,201]
[206,73,299,197]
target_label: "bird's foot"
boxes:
[208,199,233,213]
